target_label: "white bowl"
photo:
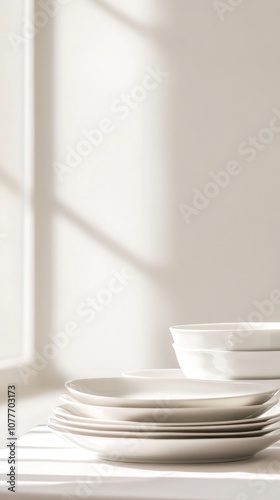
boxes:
[170,322,280,351]
[173,344,280,380]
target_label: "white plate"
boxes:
[173,345,280,380]
[53,401,280,432]
[124,371,280,391]
[49,424,280,463]
[49,417,280,439]
[59,393,276,423]
[65,377,276,408]
[123,369,185,378]
[170,322,280,350]
[52,407,280,433]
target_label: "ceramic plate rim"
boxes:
[53,401,280,428]
[49,418,280,439]
[49,425,280,464]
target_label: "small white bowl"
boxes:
[170,322,280,351]
[173,344,280,381]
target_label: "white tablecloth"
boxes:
[1,425,280,499]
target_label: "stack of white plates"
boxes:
[49,377,280,463]
[171,322,280,380]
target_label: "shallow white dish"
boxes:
[49,424,280,463]
[65,377,276,408]
[123,369,184,379]
[59,393,276,423]
[53,404,280,433]
[170,322,280,351]
[53,398,280,430]
[49,416,280,439]
[235,379,280,390]
[173,344,280,380]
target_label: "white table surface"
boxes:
[1,425,280,499]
